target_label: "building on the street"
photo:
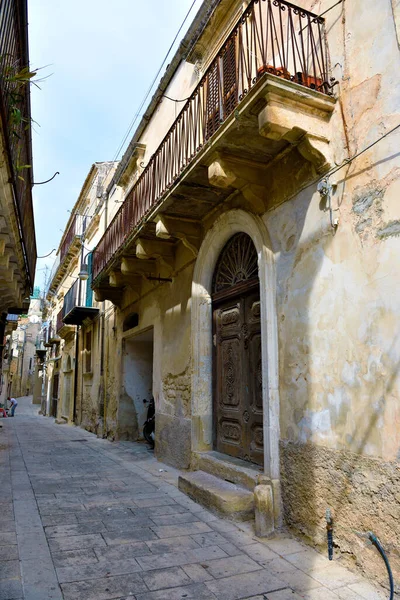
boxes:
[46,0,400,592]
[0,1,37,321]
[43,162,119,425]
[0,0,37,398]
[0,293,43,403]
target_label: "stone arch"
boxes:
[191,209,280,496]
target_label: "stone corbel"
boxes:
[0,251,11,269]
[135,238,174,260]
[257,82,335,172]
[135,238,175,277]
[121,257,156,279]
[208,154,267,213]
[155,216,201,257]
[0,234,9,256]
[297,134,332,174]
[118,143,146,189]
[109,270,141,301]
[0,266,15,284]
[93,288,123,307]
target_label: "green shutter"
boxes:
[85,252,93,307]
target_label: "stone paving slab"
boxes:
[0,396,390,600]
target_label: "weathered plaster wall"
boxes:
[261,0,400,587]
[120,336,153,440]
[113,247,195,468]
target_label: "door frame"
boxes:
[191,209,281,521]
[212,278,262,463]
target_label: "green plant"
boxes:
[1,55,47,179]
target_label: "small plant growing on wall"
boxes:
[0,55,47,180]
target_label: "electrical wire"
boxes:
[59,0,200,247]
[281,122,400,207]
[111,0,199,163]
[163,94,192,103]
[37,249,56,258]
[318,0,344,18]
[327,123,400,178]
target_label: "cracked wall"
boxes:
[262,0,400,588]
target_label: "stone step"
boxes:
[193,450,265,491]
[178,470,254,521]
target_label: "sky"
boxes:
[28,0,199,291]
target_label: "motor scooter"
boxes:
[143,397,155,448]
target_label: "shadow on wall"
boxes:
[273,177,400,592]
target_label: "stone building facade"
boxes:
[0,0,37,386]
[47,0,400,592]
[43,162,119,425]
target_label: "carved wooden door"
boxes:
[212,233,263,466]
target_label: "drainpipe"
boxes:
[73,326,79,423]
[103,315,108,437]
[326,508,333,560]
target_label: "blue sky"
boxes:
[28,0,198,290]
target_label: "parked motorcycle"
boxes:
[143,397,155,449]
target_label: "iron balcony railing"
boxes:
[0,0,36,288]
[60,214,87,263]
[62,278,98,325]
[63,280,79,319]
[93,0,333,281]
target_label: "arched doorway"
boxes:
[212,233,263,466]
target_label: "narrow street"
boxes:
[0,398,386,600]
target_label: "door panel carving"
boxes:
[213,243,263,466]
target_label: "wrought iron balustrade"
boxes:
[59,214,87,263]
[62,278,98,326]
[0,0,36,287]
[93,0,333,281]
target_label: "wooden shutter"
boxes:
[85,252,93,307]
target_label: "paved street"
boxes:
[0,397,386,600]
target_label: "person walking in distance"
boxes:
[8,397,17,417]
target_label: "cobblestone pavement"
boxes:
[0,397,387,600]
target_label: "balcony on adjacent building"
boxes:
[92,0,336,299]
[48,215,87,294]
[45,322,60,345]
[0,0,37,311]
[62,278,99,326]
[56,308,74,339]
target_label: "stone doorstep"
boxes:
[193,450,265,491]
[178,470,254,521]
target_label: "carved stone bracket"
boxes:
[109,270,141,301]
[121,257,156,279]
[135,238,174,261]
[208,154,268,213]
[135,238,175,277]
[257,79,335,173]
[93,287,123,307]
[118,143,146,190]
[154,215,201,257]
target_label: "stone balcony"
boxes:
[92,0,336,303]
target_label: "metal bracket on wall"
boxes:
[145,274,173,283]
[317,176,339,230]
